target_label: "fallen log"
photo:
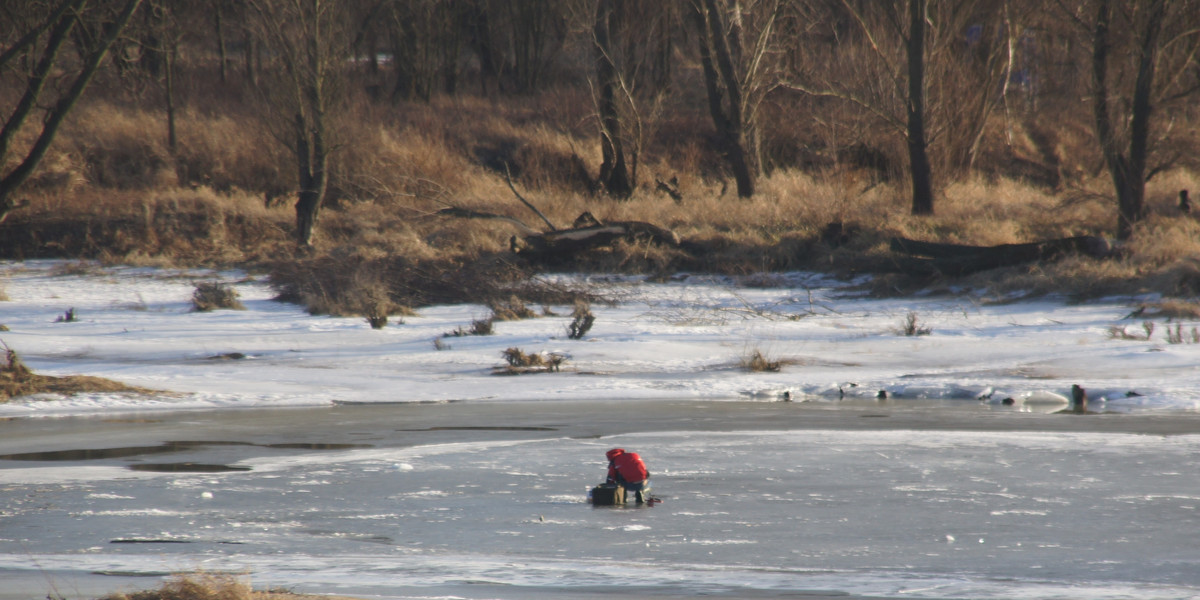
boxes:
[889,235,1111,276]
[438,166,682,264]
[513,220,681,261]
[437,205,681,263]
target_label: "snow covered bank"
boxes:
[2,260,1198,417]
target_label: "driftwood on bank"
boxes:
[512,219,681,260]
[889,235,1111,277]
[438,165,682,264]
[436,206,681,262]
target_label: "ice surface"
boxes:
[1,261,1197,416]
[3,261,1200,599]
[3,404,1200,599]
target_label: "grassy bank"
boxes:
[2,88,1199,315]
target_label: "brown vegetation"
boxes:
[97,572,362,600]
[740,348,784,373]
[567,301,596,339]
[192,282,245,312]
[1,343,153,402]
[496,347,566,375]
[1,1,1198,316]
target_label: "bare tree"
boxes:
[1082,0,1200,240]
[378,0,468,102]
[783,0,1004,215]
[903,0,934,214]
[690,0,781,198]
[942,0,1023,173]
[246,0,351,248]
[592,0,633,198]
[132,0,186,152]
[0,0,144,224]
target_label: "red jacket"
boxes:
[606,448,648,484]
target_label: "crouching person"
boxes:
[606,448,650,503]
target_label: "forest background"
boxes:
[2,0,1200,318]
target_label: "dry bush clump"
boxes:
[496,347,566,374]
[445,317,494,337]
[899,312,933,336]
[99,572,264,600]
[1,342,152,402]
[488,296,538,321]
[1108,322,1154,341]
[2,344,32,382]
[740,348,783,372]
[192,282,245,312]
[567,301,595,339]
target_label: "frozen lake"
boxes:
[4,260,1200,598]
[4,400,1200,600]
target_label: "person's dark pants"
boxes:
[619,479,649,503]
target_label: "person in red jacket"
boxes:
[606,448,650,503]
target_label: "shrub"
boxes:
[192,282,245,311]
[567,301,595,339]
[1108,324,1151,341]
[99,572,253,600]
[741,349,782,372]
[900,312,932,336]
[497,347,565,374]
[2,344,32,382]
[446,317,494,337]
[489,296,538,321]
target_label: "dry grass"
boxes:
[4,86,1200,311]
[740,348,784,373]
[567,301,595,339]
[898,312,933,336]
[444,317,494,337]
[488,296,538,321]
[495,347,566,374]
[97,572,357,600]
[1139,300,1200,320]
[101,573,253,600]
[192,282,245,312]
[1,343,155,402]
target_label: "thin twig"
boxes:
[502,161,557,232]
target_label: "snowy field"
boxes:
[3,260,1200,599]
[1,260,1198,414]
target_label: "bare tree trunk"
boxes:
[247,0,345,249]
[693,0,755,198]
[296,24,330,248]
[905,0,934,215]
[1092,0,1163,241]
[215,0,228,83]
[165,38,177,152]
[594,0,632,198]
[0,0,144,224]
[293,111,328,248]
[243,26,257,85]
